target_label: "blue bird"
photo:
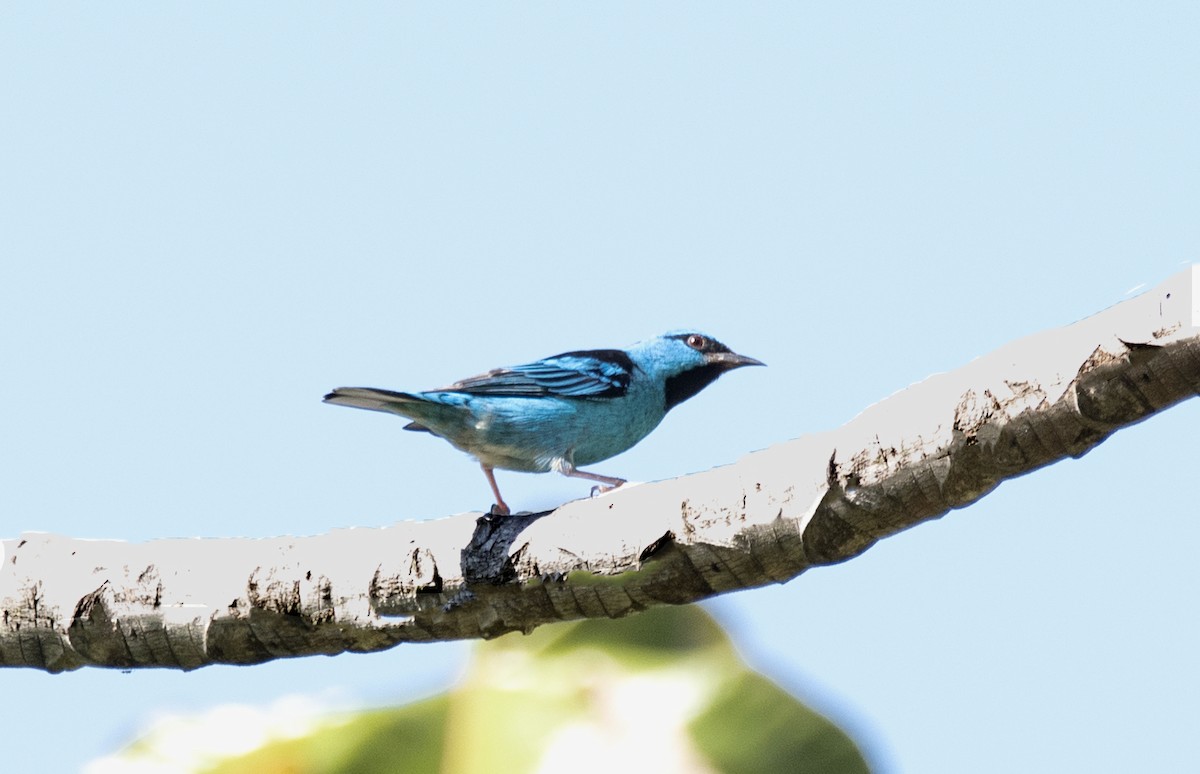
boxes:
[324,331,763,515]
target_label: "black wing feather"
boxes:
[444,349,635,399]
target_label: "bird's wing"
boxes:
[445,349,636,398]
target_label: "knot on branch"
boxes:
[461,510,551,584]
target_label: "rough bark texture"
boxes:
[3,268,1197,672]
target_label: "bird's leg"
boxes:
[480,464,511,516]
[558,462,627,494]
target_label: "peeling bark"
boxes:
[2,267,1197,672]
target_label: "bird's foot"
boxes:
[489,501,511,517]
[589,479,627,497]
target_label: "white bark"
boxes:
[3,267,1198,672]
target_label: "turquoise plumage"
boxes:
[325,331,762,514]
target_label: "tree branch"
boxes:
[3,267,1197,671]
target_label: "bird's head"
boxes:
[632,331,764,411]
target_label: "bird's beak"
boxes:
[705,351,766,370]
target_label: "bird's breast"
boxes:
[565,388,666,466]
[441,389,666,472]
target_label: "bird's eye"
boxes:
[686,334,706,350]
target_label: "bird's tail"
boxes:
[324,387,438,432]
[323,387,422,413]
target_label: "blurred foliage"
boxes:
[197,605,868,774]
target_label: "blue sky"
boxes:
[2,4,1198,772]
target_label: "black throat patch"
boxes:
[663,364,725,412]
